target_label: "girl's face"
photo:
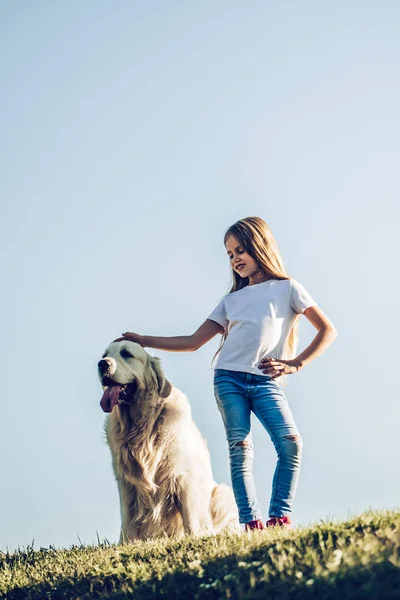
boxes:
[225,235,260,279]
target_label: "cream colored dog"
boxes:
[98,341,239,541]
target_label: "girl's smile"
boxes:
[226,235,269,285]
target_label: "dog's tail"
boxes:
[210,483,241,534]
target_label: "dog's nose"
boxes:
[98,358,112,373]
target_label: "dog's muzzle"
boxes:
[98,357,116,376]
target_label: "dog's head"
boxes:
[98,341,172,413]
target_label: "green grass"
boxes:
[2,509,400,599]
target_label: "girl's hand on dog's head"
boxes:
[113,332,144,346]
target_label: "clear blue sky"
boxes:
[2,1,399,552]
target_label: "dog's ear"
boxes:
[149,357,172,398]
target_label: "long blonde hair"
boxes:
[211,216,299,387]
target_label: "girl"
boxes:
[115,216,337,531]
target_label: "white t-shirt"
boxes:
[207,278,317,375]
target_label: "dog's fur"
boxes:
[98,340,240,541]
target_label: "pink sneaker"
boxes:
[245,519,266,532]
[265,516,292,529]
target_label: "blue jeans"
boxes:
[213,368,303,524]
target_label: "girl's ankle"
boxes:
[265,515,292,528]
[245,519,265,531]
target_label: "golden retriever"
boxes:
[98,341,239,541]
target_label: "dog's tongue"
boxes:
[100,386,122,413]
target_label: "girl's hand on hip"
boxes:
[258,357,300,379]
[113,332,144,346]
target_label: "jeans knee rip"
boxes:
[229,439,252,450]
[283,434,301,442]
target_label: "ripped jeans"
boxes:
[213,368,303,524]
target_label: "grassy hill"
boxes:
[1,509,400,599]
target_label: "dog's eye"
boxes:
[121,348,134,359]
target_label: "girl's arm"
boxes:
[258,305,337,376]
[294,305,338,369]
[115,319,224,352]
